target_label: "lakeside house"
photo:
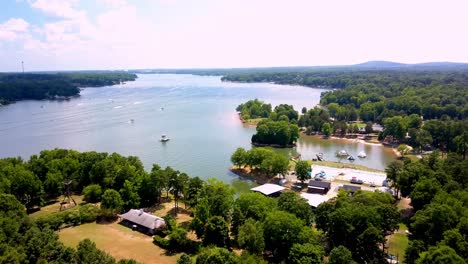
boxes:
[308,180,331,194]
[251,183,285,197]
[118,209,166,235]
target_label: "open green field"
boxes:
[59,222,179,264]
[387,223,409,262]
[29,195,85,220]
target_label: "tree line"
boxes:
[385,151,467,263]
[0,72,137,104]
[229,69,467,152]
[1,148,466,263]
[230,147,289,176]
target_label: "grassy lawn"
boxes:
[29,195,85,220]
[242,117,265,125]
[59,222,179,264]
[304,160,384,173]
[387,223,409,261]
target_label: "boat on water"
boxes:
[160,134,170,142]
[357,151,367,158]
[336,150,349,156]
[316,153,324,161]
[347,155,355,161]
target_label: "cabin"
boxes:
[251,183,285,197]
[300,193,330,209]
[118,209,166,235]
[339,184,361,194]
[307,180,331,194]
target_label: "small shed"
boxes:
[251,183,285,197]
[308,180,331,194]
[340,184,361,194]
[300,193,330,209]
[118,209,166,235]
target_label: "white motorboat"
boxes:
[160,134,169,142]
[357,151,367,158]
[337,150,349,156]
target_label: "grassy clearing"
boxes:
[59,222,179,264]
[387,223,409,261]
[241,117,265,125]
[298,160,384,173]
[29,195,85,220]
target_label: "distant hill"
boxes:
[353,61,408,68]
[352,60,468,69]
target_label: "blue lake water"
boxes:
[0,74,394,184]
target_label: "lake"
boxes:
[0,74,394,184]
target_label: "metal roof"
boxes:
[300,193,330,208]
[251,183,285,196]
[308,180,331,189]
[118,209,165,230]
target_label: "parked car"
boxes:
[350,177,364,184]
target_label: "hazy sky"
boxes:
[1,0,467,71]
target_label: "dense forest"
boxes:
[223,69,467,121]
[235,69,468,153]
[1,148,466,263]
[0,72,137,105]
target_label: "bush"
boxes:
[153,235,170,248]
[79,204,99,223]
[82,184,102,203]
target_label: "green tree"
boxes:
[231,192,276,236]
[410,178,441,211]
[186,176,203,208]
[75,239,116,264]
[365,122,373,134]
[195,247,239,264]
[295,161,311,184]
[83,184,102,203]
[119,180,140,211]
[202,216,230,248]
[278,192,313,225]
[287,243,324,264]
[416,245,466,264]
[177,254,192,264]
[100,189,124,218]
[262,211,308,259]
[321,122,332,137]
[238,219,265,255]
[231,147,247,168]
[329,245,356,264]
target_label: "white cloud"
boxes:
[0,18,30,41]
[99,0,127,8]
[2,0,468,71]
[29,0,85,19]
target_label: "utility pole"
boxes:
[21,61,24,73]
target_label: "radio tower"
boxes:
[60,180,77,211]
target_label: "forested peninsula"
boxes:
[0,71,137,105]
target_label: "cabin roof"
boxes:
[118,209,165,230]
[308,180,331,189]
[251,183,285,196]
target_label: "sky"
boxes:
[0,0,467,71]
